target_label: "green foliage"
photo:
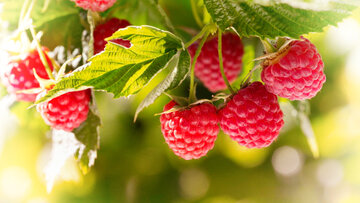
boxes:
[203,0,359,38]
[1,0,83,49]
[36,25,185,104]
[106,0,176,33]
[135,50,190,120]
[73,94,101,174]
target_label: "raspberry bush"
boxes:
[0,0,359,192]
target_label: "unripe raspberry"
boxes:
[219,82,284,148]
[160,101,219,160]
[188,33,244,92]
[37,89,91,132]
[93,18,131,54]
[1,48,53,102]
[261,37,326,100]
[72,0,116,12]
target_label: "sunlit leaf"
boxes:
[134,50,190,121]
[36,25,184,104]
[204,0,359,39]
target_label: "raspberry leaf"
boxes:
[203,0,359,39]
[44,92,100,192]
[1,0,83,50]
[134,50,190,121]
[35,25,184,104]
[73,93,101,174]
[106,0,176,33]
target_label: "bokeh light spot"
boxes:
[317,159,344,188]
[272,146,303,177]
[0,166,32,200]
[179,168,209,200]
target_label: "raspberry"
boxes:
[160,101,219,160]
[219,82,284,148]
[188,33,244,92]
[72,0,116,12]
[1,48,53,102]
[261,37,326,100]
[93,18,131,54]
[37,89,91,132]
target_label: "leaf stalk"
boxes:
[188,31,209,103]
[218,30,235,94]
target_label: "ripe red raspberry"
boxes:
[160,101,219,160]
[37,89,91,132]
[188,33,244,92]
[72,0,116,12]
[93,18,131,54]
[1,48,53,102]
[261,37,326,100]
[219,82,284,148]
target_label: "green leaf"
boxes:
[73,92,101,174]
[1,0,79,29]
[44,92,101,192]
[36,25,184,104]
[203,0,359,39]
[0,0,83,50]
[134,49,190,121]
[107,0,176,33]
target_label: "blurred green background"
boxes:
[1,1,360,203]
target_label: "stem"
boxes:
[190,0,203,28]
[41,0,51,12]
[184,24,211,48]
[240,64,261,88]
[218,30,235,94]
[29,26,54,80]
[87,11,96,58]
[189,31,210,103]
[261,39,276,53]
[19,0,30,27]
[154,2,177,35]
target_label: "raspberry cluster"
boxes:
[1,48,53,102]
[160,37,328,159]
[188,33,244,92]
[160,82,284,160]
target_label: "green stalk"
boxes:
[261,39,276,53]
[87,10,97,58]
[19,0,31,27]
[29,26,54,80]
[190,0,203,28]
[189,31,210,103]
[184,24,210,48]
[218,30,235,94]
